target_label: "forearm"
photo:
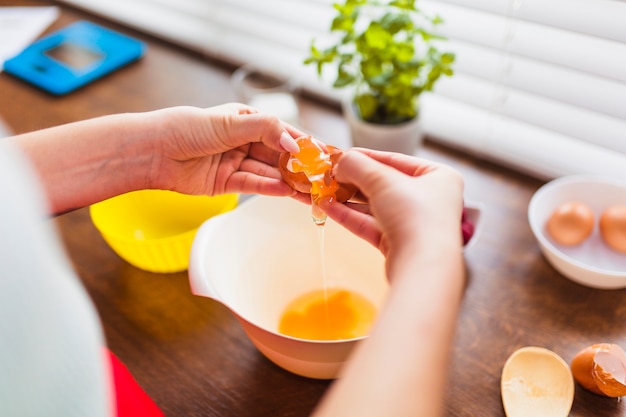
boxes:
[10,111,164,215]
[314,238,465,417]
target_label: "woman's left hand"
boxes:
[152,103,302,197]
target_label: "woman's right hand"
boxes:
[321,148,464,279]
[314,149,467,417]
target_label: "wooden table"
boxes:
[2,2,625,416]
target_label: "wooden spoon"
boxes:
[501,346,574,417]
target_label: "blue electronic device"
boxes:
[4,20,146,95]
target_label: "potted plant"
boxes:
[304,0,455,154]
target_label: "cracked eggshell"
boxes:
[278,138,357,202]
[570,343,626,397]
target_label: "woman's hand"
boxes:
[321,148,464,278]
[12,104,304,214]
[150,104,302,197]
[314,150,467,417]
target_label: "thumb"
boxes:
[334,150,403,200]
[224,112,298,153]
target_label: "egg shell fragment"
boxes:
[570,343,626,397]
[278,136,357,203]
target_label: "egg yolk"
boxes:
[286,136,342,224]
[546,201,595,246]
[278,288,376,340]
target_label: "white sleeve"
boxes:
[0,141,112,417]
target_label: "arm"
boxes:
[314,149,466,417]
[10,104,300,215]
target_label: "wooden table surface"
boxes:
[2,2,625,416]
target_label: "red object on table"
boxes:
[106,349,165,417]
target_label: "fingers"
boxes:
[226,172,295,196]
[240,107,300,153]
[206,102,252,115]
[291,191,313,205]
[282,122,308,140]
[247,142,281,167]
[201,104,299,154]
[347,191,368,204]
[332,151,405,201]
[239,157,283,180]
[349,148,438,176]
[216,108,287,152]
[279,132,300,153]
[227,112,299,153]
[235,104,304,153]
[322,199,383,248]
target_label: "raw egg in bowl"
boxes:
[528,175,626,289]
[188,195,389,379]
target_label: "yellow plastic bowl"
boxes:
[90,190,238,273]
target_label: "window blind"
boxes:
[58,0,626,180]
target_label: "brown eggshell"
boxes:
[278,151,311,193]
[571,343,626,397]
[571,345,606,395]
[600,205,626,253]
[279,142,357,203]
[546,201,595,246]
[327,145,358,203]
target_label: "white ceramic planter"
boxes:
[342,98,423,155]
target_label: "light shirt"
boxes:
[0,141,112,417]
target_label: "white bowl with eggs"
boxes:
[528,175,626,289]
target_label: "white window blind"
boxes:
[58,0,626,180]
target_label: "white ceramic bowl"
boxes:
[528,175,626,289]
[188,195,389,379]
[189,195,483,378]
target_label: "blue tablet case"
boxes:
[4,20,146,95]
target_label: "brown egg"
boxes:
[546,201,595,246]
[570,343,626,397]
[599,205,626,253]
[279,136,357,203]
[278,151,310,193]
